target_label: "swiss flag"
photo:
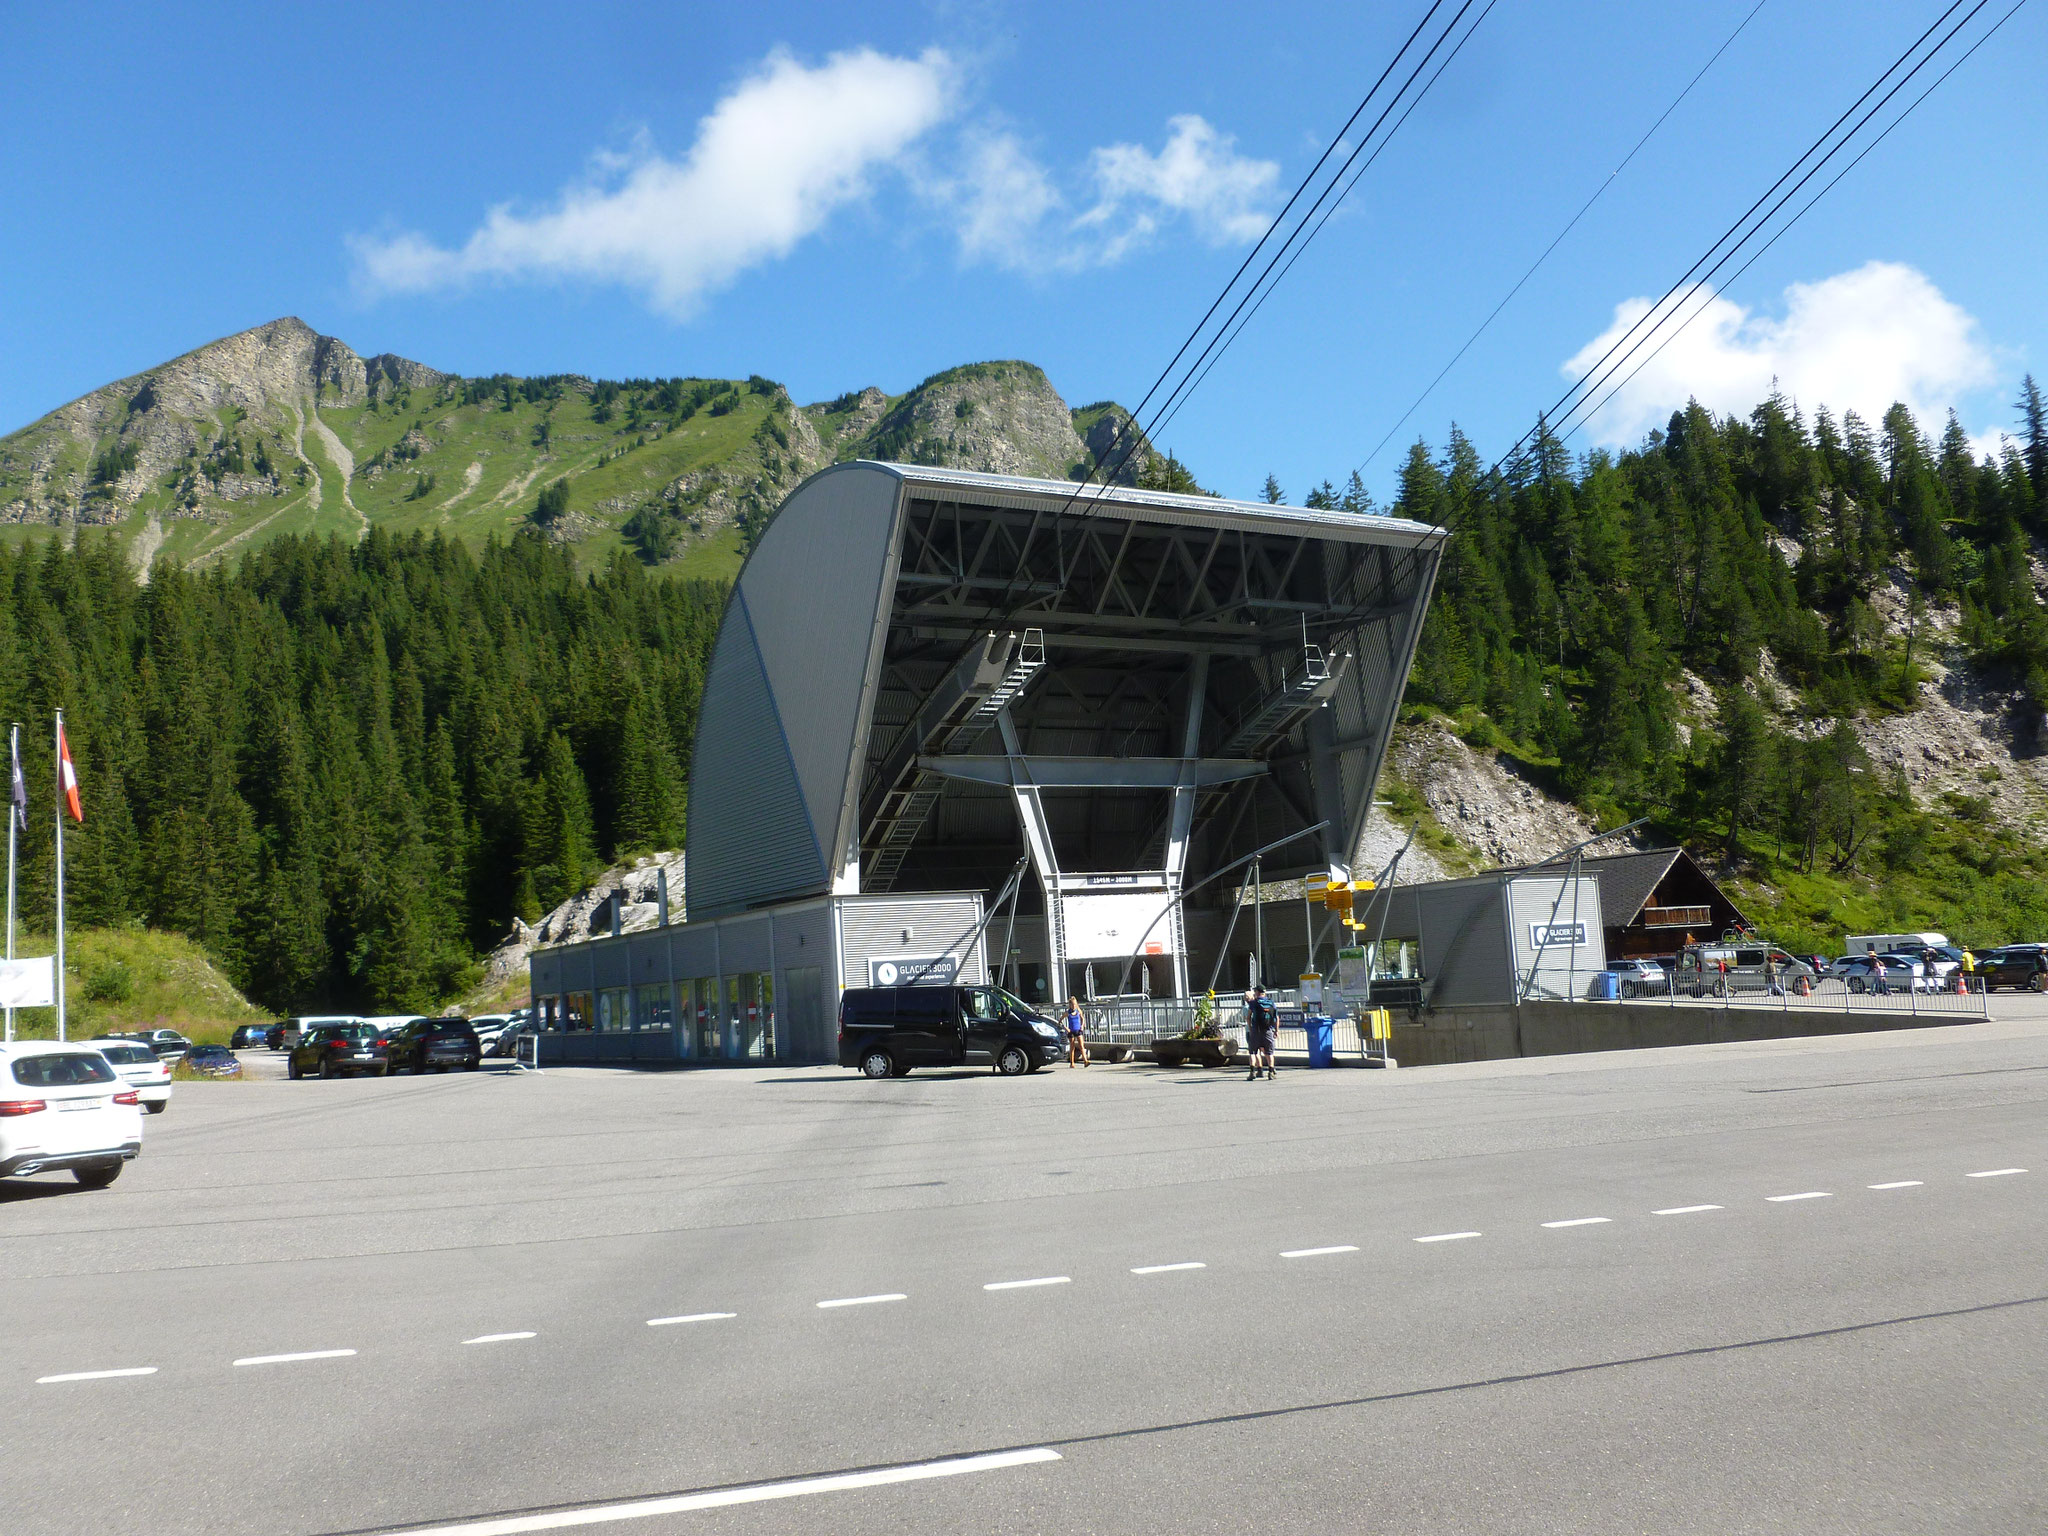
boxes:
[57,723,83,824]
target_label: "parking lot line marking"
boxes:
[1413,1232,1482,1244]
[1280,1245,1358,1259]
[232,1349,356,1367]
[1131,1262,1206,1274]
[646,1313,736,1327]
[383,1447,1062,1535]
[1968,1168,2027,1178]
[1541,1217,1612,1228]
[1766,1192,1831,1202]
[984,1276,1072,1291]
[816,1294,906,1309]
[1652,1205,1724,1215]
[36,1367,157,1384]
[465,1333,536,1344]
[1868,1181,1924,1190]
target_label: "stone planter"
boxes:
[1149,1036,1234,1068]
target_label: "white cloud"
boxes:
[934,113,1278,270]
[1564,260,1998,447]
[1079,114,1279,259]
[352,47,955,316]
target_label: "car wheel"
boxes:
[320,1058,335,1080]
[287,1058,302,1079]
[860,1049,895,1080]
[2030,973,2046,994]
[996,1045,1032,1076]
[74,1162,121,1189]
[145,1101,167,1115]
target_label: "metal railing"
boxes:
[1622,972,1988,1019]
[1084,997,1376,1058]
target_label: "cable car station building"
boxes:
[530,461,1445,1063]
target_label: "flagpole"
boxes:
[54,710,65,1044]
[5,723,16,1045]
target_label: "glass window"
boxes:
[637,983,674,1033]
[737,972,774,1059]
[13,1054,117,1086]
[725,975,742,1059]
[965,987,1001,1022]
[692,978,720,1058]
[563,992,593,1031]
[597,988,631,1032]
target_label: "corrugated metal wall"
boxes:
[1506,875,1607,1000]
[687,591,826,917]
[835,894,988,989]
[1415,878,1514,1008]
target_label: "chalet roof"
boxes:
[1499,846,1747,930]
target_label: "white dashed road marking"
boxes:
[1766,1192,1831,1202]
[465,1333,536,1345]
[388,1447,1064,1535]
[984,1276,1072,1291]
[1968,1168,2027,1178]
[647,1313,736,1327]
[1653,1205,1724,1215]
[1414,1232,1482,1244]
[1541,1217,1612,1228]
[1131,1262,1207,1274]
[1869,1181,1924,1190]
[233,1350,356,1367]
[816,1294,906,1310]
[1280,1245,1358,1259]
[37,1367,157,1384]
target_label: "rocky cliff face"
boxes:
[0,317,445,528]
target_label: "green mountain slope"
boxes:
[0,320,1160,581]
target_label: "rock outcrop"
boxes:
[477,851,686,994]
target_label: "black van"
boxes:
[839,985,1065,1078]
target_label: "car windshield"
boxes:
[97,1046,153,1065]
[12,1053,117,1086]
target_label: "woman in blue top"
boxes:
[1064,996,1090,1067]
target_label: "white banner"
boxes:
[1062,891,1177,959]
[0,956,55,1009]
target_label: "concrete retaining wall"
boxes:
[1391,999,1964,1067]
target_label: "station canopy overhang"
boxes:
[684,461,1447,955]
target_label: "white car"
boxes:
[1609,958,1668,998]
[91,1039,173,1114]
[0,1042,145,1188]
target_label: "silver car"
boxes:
[1610,958,1668,998]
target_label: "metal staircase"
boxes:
[862,630,1045,892]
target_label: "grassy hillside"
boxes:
[4,927,265,1044]
[0,322,1152,579]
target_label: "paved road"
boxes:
[4,1020,2045,1535]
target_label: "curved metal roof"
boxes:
[685,461,1446,921]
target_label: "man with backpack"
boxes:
[1245,985,1278,1081]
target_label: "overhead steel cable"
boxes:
[1351,0,1772,479]
[1311,0,2017,665]
[1484,0,1974,480]
[1544,0,1993,449]
[974,0,1455,622]
[1565,0,2033,447]
[1100,0,1489,477]
[1144,0,1500,453]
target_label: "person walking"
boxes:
[1764,951,1783,997]
[1063,996,1090,1067]
[1244,984,1278,1081]
[1869,943,1889,996]
[1960,946,1976,994]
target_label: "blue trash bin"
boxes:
[1306,1015,1335,1068]
[1589,971,1619,1001]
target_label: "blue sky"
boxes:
[3,0,2042,502]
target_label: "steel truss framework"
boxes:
[855,492,1440,994]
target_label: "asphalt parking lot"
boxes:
[5,1016,2046,1535]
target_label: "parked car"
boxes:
[486,1021,536,1060]
[839,984,1063,1078]
[182,1044,242,1078]
[278,1015,364,1051]
[384,1017,482,1074]
[1836,954,1926,993]
[288,1024,387,1080]
[230,1025,271,1050]
[90,1040,173,1114]
[133,1029,192,1062]
[468,1014,515,1052]
[0,1042,144,1187]
[1673,944,1817,996]
[1976,947,2048,992]
[1609,958,1668,998]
